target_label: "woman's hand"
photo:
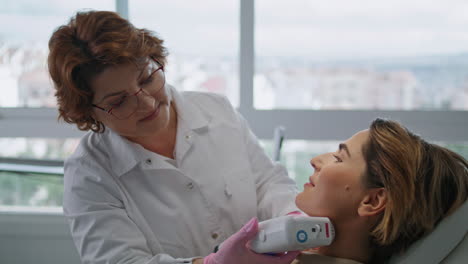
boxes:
[202,217,300,264]
[286,211,305,216]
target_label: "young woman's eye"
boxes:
[333,155,343,163]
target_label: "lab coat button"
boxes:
[146,159,152,164]
[211,233,219,239]
[185,134,191,140]
[187,182,194,189]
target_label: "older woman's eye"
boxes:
[140,69,158,86]
[110,96,127,107]
[333,155,343,163]
[140,75,154,86]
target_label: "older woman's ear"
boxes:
[358,188,387,217]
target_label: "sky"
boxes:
[1,0,468,58]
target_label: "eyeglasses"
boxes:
[92,58,165,120]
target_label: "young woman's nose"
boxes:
[310,155,322,171]
[310,153,333,171]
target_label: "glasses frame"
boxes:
[92,58,165,120]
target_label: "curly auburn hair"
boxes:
[48,10,168,132]
[363,119,468,262]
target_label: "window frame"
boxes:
[0,0,466,142]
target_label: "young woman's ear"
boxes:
[358,188,387,217]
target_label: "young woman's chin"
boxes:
[294,193,313,216]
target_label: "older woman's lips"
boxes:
[140,103,161,122]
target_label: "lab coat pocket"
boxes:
[223,168,258,225]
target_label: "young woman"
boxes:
[292,118,467,263]
[48,10,299,264]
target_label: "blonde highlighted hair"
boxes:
[363,119,467,261]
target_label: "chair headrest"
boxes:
[389,201,468,263]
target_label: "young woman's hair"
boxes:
[362,118,468,262]
[48,10,168,132]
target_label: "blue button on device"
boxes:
[296,230,308,243]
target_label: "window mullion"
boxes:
[239,0,255,114]
[116,0,129,19]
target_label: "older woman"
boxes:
[48,10,299,264]
[292,118,467,263]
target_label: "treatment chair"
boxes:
[389,200,468,263]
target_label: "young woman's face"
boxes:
[90,59,173,140]
[295,130,369,221]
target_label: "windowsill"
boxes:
[0,157,64,175]
[0,205,63,215]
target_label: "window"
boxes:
[0,138,78,210]
[130,0,240,106]
[0,0,115,108]
[0,172,63,210]
[255,0,468,110]
[0,138,79,160]
[0,1,112,210]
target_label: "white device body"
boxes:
[249,215,335,253]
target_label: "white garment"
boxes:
[63,87,299,264]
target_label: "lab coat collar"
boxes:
[105,85,212,177]
[104,128,150,177]
[170,85,212,132]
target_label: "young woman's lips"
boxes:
[304,179,315,187]
[304,179,315,188]
[140,103,161,122]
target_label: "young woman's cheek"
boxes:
[318,166,344,187]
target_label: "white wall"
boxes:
[0,212,80,264]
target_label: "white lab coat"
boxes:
[63,86,299,264]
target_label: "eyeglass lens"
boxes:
[110,62,165,119]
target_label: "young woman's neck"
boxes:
[317,217,372,264]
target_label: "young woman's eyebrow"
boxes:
[339,143,351,157]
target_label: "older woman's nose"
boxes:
[136,93,156,112]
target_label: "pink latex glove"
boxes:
[286,211,305,216]
[203,217,300,264]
